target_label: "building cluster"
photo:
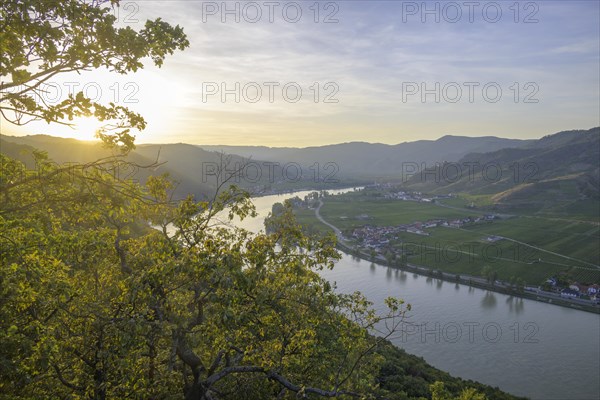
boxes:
[350,215,497,250]
[546,277,600,300]
[381,190,454,203]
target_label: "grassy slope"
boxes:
[401,128,600,223]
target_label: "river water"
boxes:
[235,189,600,400]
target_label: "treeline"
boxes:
[374,340,524,400]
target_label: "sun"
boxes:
[70,116,103,141]
[38,116,103,141]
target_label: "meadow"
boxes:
[293,192,600,285]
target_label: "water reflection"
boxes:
[481,291,497,309]
[506,296,525,314]
[455,282,460,291]
[436,279,443,290]
[399,270,407,283]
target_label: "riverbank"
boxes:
[250,184,364,199]
[335,239,600,315]
[313,200,600,315]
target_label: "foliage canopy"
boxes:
[0,151,411,399]
[0,0,189,151]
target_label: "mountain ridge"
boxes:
[402,127,600,217]
[3,128,598,214]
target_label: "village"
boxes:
[349,214,498,247]
[544,277,600,301]
[347,217,600,303]
[289,189,600,305]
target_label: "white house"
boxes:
[569,284,580,292]
[561,289,579,299]
[587,285,600,295]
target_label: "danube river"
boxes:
[235,189,600,400]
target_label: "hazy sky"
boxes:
[4,0,600,146]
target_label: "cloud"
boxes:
[9,1,599,145]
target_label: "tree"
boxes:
[490,271,498,286]
[0,154,410,398]
[385,251,394,265]
[430,382,486,400]
[515,278,525,294]
[0,0,189,152]
[481,266,496,285]
[481,266,492,283]
[1,2,413,398]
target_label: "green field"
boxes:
[464,217,599,265]
[318,197,478,229]
[293,192,600,285]
[295,207,331,235]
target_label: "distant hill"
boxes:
[2,134,532,199]
[0,135,346,199]
[199,136,533,179]
[4,128,597,211]
[0,135,254,199]
[402,127,600,216]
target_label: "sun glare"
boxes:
[72,116,103,141]
[40,116,103,142]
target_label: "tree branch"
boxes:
[53,364,86,392]
[202,365,362,398]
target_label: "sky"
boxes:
[2,0,600,146]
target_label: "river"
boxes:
[235,189,600,400]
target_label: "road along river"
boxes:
[233,189,600,400]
